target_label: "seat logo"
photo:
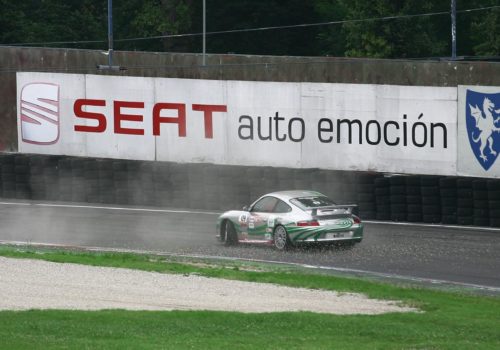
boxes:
[20,83,60,145]
[466,89,500,170]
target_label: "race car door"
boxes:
[248,196,279,241]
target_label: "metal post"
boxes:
[451,0,456,59]
[203,0,206,66]
[108,0,114,67]
[97,0,123,71]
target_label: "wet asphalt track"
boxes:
[1,200,499,290]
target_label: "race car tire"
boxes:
[222,220,238,246]
[273,225,291,251]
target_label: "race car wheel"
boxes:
[273,225,290,251]
[223,220,237,246]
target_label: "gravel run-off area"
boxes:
[0,257,417,314]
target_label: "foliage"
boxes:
[468,2,500,56]
[331,0,450,58]
[0,0,499,58]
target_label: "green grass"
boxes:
[0,245,499,349]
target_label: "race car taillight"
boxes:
[353,215,361,224]
[297,220,320,227]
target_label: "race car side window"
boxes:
[274,199,292,213]
[251,197,279,213]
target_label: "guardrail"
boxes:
[1,153,499,227]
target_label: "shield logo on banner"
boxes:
[466,89,500,171]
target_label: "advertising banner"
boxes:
[458,85,500,178]
[17,72,458,175]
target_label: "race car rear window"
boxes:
[274,199,292,213]
[291,196,336,209]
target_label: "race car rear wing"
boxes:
[310,204,358,217]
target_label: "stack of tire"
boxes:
[456,178,473,225]
[310,169,329,196]
[356,174,376,219]
[169,163,189,208]
[95,160,114,204]
[0,155,10,198]
[374,177,390,220]
[125,160,142,205]
[293,169,312,192]
[186,163,204,209]
[202,164,220,210]
[406,176,422,222]
[29,155,47,200]
[389,176,406,221]
[338,172,356,206]
[247,167,265,204]
[421,176,441,223]
[153,162,172,207]
[57,157,74,202]
[217,165,246,211]
[261,166,278,196]
[0,154,15,198]
[439,177,458,224]
[0,156,3,198]
[0,156,2,198]
[83,159,100,203]
[14,155,31,199]
[138,162,155,206]
[40,156,58,201]
[112,160,129,205]
[236,166,252,208]
[274,168,292,193]
[488,179,500,227]
[70,158,86,202]
[472,179,489,227]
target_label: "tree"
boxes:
[314,0,450,58]
[459,0,500,57]
[192,0,321,56]
[0,0,498,59]
[114,0,194,52]
[0,0,106,49]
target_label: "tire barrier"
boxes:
[2,152,500,227]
